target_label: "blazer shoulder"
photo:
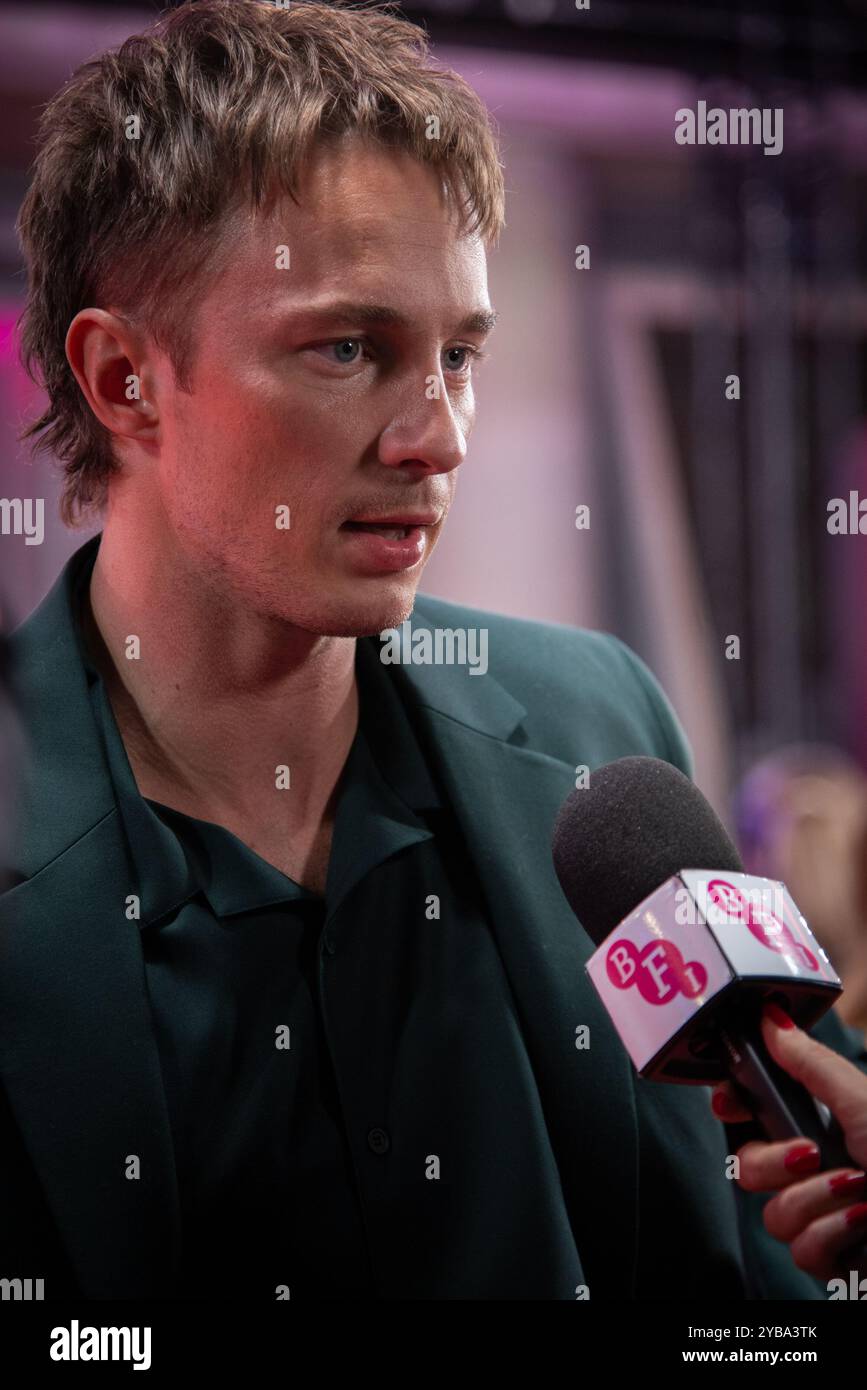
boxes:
[411,593,694,777]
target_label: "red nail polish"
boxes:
[763,1002,796,1030]
[829,1172,867,1194]
[844,1201,867,1227]
[784,1144,821,1175]
[711,1091,733,1118]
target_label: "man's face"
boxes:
[147,133,495,635]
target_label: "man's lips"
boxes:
[341,512,440,527]
[337,514,437,573]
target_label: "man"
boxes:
[3,0,865,1301]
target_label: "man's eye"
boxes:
[315,338,366,365]
[444,345,485,374]
[309,339,487,372]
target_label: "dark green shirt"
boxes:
[70,545,581,1300]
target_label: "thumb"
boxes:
[761,1003,867,1165]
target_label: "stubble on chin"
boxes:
[280,577,420,638]
[309,596,417,638]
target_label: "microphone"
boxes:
[552,755,859,1174]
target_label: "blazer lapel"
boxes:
[396,608,640,1300]
[0,542,181,1298]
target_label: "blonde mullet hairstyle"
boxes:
[15,0,506,526]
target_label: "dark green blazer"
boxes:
[2,536,865,1300]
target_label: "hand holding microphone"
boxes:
[552,754,867,1284]
[710,1002,867,1283]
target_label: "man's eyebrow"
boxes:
[284,301,499,335]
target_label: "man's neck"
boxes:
[81,527,360,842]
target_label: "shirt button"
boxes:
[367,1127,390,1155]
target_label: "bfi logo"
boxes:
[605,937,707,1005]
[706,878,819,972]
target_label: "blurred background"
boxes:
[2,0,867,1024]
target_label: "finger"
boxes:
[788,1200,867,1283]
[735,1137,822,1193]
[762,1168,867,1244]
[761,1004,867,1140]
[710,1082,753,1124]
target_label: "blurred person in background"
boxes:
[735,745,867,1037]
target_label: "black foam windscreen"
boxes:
[551,755,743,946]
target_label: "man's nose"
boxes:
[377,377,470,475]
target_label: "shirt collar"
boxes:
[69,539,442,924]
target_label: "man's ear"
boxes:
[65,307,159,448]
